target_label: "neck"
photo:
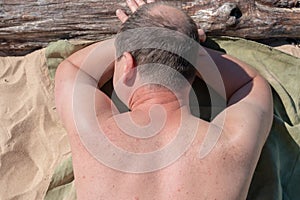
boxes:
[129,85,190,113]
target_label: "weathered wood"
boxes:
[184,0,300,39]
[0,0,299,56]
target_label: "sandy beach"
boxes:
[0,49,70,199]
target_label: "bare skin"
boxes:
[55,1,273,199]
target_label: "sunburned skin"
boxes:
[54,0,273,199]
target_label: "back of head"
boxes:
[115,2,200,91]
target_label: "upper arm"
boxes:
[204,48,258,101]
[54,59,115,134]
[55,40,117,133]
[204,48,273,146]
[204,47,274,156]
[213,74,273,150]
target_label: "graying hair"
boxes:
[115,2,200,90]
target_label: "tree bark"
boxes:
[0,0,299,56]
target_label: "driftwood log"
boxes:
[0,0,300,56]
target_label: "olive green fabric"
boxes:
[45,155,76,200]
[46,40,94,79]
[45,37,300,200]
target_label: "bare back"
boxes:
[55,30,272,200]
[68,109,261,200]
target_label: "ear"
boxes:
[122,52,137,86]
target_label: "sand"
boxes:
[0,49,70,200]
[275,44,300,58]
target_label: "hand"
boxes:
[116,0,206,42]
[198,29,206,43]
[116,0,155,23]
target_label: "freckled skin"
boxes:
[56,48,272,200]
[55,1,273,199]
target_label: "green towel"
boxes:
[45,37,300,200]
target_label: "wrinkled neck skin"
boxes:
[129,85,190,114]
[126,84,192,129]
[113,72,192,116]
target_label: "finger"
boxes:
[126,0,139,13]
[136,0,146,6]
[198,29,207,42]
[147,0,155,3]
[116,9,129,23]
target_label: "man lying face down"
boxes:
[54,0,273,199]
